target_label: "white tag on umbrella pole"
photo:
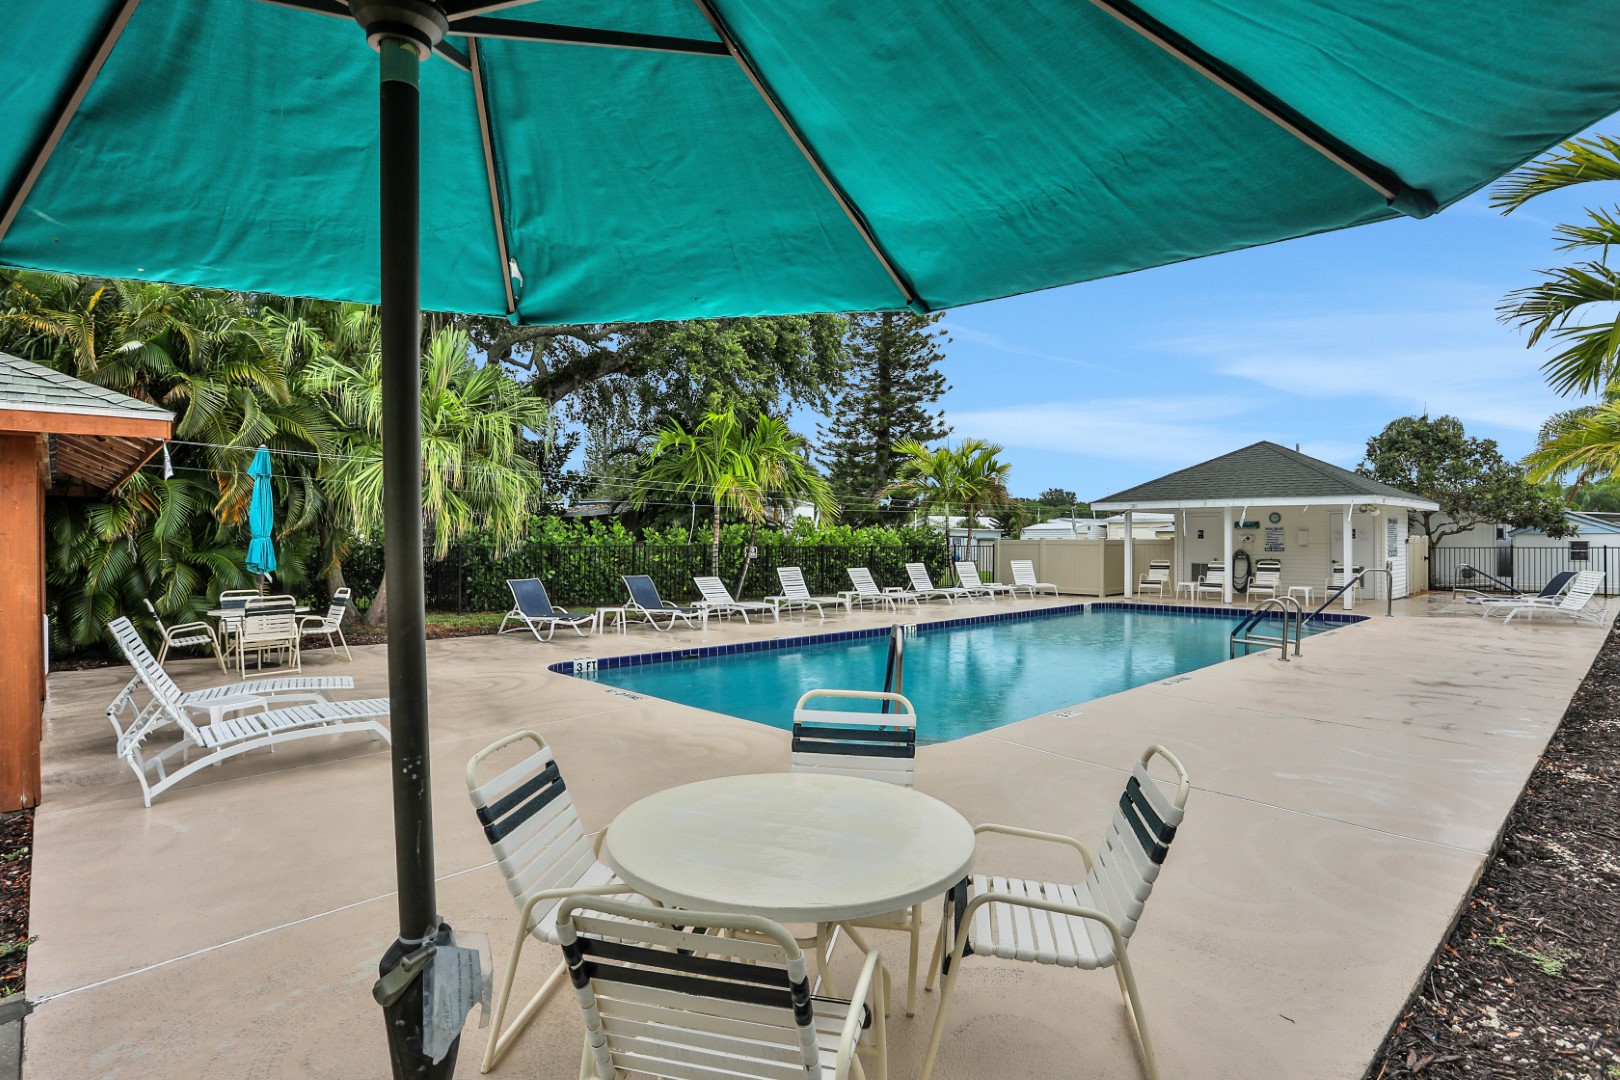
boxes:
[161,442,173,479]
[421,930,492,1064]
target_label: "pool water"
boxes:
[588,607,1336,742]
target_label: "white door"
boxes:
[1329,512,1383,597]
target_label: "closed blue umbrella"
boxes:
[245,446,277,578]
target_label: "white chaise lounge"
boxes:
[106,617,390,806]
[955,559,1016,600]
[1483,569,1607,625]
[694,575,779,623]
[1010,558,1059,597]
[843,566,919,611]
[907,561,975,603]
[767,566,852,621]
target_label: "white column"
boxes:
[1343,502,1355,610]
[1222,505,1234,604]
[1123,510,1135,597]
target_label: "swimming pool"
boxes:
[559,603,1354,743]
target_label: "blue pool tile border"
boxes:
[547,599,1365,678]
[1092,601,1367,626]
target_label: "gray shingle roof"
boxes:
[1092,441,1429,506]
[0,351,171,421]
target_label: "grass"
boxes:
[1488,933,1581,977]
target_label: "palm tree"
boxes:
[883,437,1011,559]
[631,409,836,579]
[1524,399,1620,487]
[1495,135,1620,396]
[0,272,333,647]
[308,323,551,624]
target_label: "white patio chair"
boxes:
[1135,560,1170,598]
[497,578,598,641]
[1248,559,1282,604]
[214,588,260,672]
[1195,563,1227,603]
[142,598,225,670]
[921,745,1191,1080]
[791,689,931,1016]
[1483,569,1608,625]
[104,617,389,807]
[1010,557,1062,599]
[298,587,354,660]
[558,895,889,1080]
[842,567,919,611]
[955,559,1016,600]
[1327,564,1364,598]
[767,566,852,621]
[621,574,706,631]
[693,574,780,624]
[906,562,975,604]
[237,595,300,677]
[466,730,643,1072]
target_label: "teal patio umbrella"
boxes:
[5,2,1620,1072]
[244,445,277,581]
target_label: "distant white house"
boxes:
[1508,511,1620,582]
[1102,512,1176,540]
[1022,516,1107,540]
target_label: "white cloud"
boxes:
[937,321,1112,372]
[1156,291,1576,433]
[948,395,1261,466]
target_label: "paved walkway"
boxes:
[19,595,1608,1078]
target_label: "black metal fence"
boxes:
[1428,544,1619,595]
[345,539,998,613]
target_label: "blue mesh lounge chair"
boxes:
[498,578,598,641]
[621,574,707,632]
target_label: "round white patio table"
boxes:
[602,772,975,991]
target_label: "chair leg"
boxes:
[156,638,170,666]
[1114,949,1162,1080]
[906,903,922,1016]
[338,626,352,661]
[482,922,567,1073]
[924,912,946,993]
[919,925,973,1080]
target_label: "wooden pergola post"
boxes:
[0,352,172,810]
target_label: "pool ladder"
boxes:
[881,623,905,708]
[1230,597,1305,661]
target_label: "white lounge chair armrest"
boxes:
[167,620,219,639]
[972,823,1093,873]
[835,947,887,1080]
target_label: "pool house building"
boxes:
[1090,441,1439,607]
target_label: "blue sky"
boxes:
[800,143,1614,503]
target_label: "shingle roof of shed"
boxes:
[1093,441,1426,505]
[0,352,171,420]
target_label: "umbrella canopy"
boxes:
[5,2,1620,324]
[244,445,277,577]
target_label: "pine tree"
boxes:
[819,312,952,517]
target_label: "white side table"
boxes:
[1175,581,1197,600]
[1287,585,1315,606]
[187,693,265,726]
[594,606,630,634]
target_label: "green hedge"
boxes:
[342,519,964,611]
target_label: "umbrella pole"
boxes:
[366,8,458,1075]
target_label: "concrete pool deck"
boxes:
[19,593,1609,1078]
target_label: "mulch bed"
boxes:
[1368,624,1620,1079]
[0,810,33,1000]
